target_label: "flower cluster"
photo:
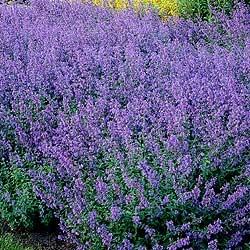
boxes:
[81,0,178,17]
[0,0,249,249]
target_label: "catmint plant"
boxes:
[0,0,249,249]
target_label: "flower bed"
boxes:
[0,0,249,249]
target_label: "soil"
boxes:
[13,231,75,250]
[1,222,76,250]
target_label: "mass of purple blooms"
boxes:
[0,0,249,249]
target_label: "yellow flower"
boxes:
[143,0,178,17]
[87,0,179,17]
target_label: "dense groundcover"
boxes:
[0,0,250,249]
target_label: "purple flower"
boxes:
[75,178,85,191]
[162,195,170,205]
[223,186,249,209]
[227,231,243,248]
[152,244,164,250]
[138,160,159,188]
[138,195,149,210]
[167,135,180,151]
[110,206,122,221]
[132,215,141,226]
[97,225,113,247]
[95,178,108,203]
[125,194,133,205]
[168,236,190,250]
[88,210,98,230]
[208,239,218,250]
[180,223,190,232]
[118,239,133,250]
[1,1,249,249]
[165,220,175,232]
[178,154,192,176]
[207,219,223,239]
[201,188,216,207]
[145,226,155,238]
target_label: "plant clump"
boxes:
[0,0,249,249]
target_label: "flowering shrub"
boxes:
[0,0,249,249]
[84,0,178,17]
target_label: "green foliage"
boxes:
[71,139,249,248]
[244,243,250,250]
[0,161,52,230]
[0,234,33,250]
[178,0,234,20]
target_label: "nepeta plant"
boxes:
[0,0,249,249]
[0,162,39,229]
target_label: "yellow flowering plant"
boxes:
[86,0,178,17]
